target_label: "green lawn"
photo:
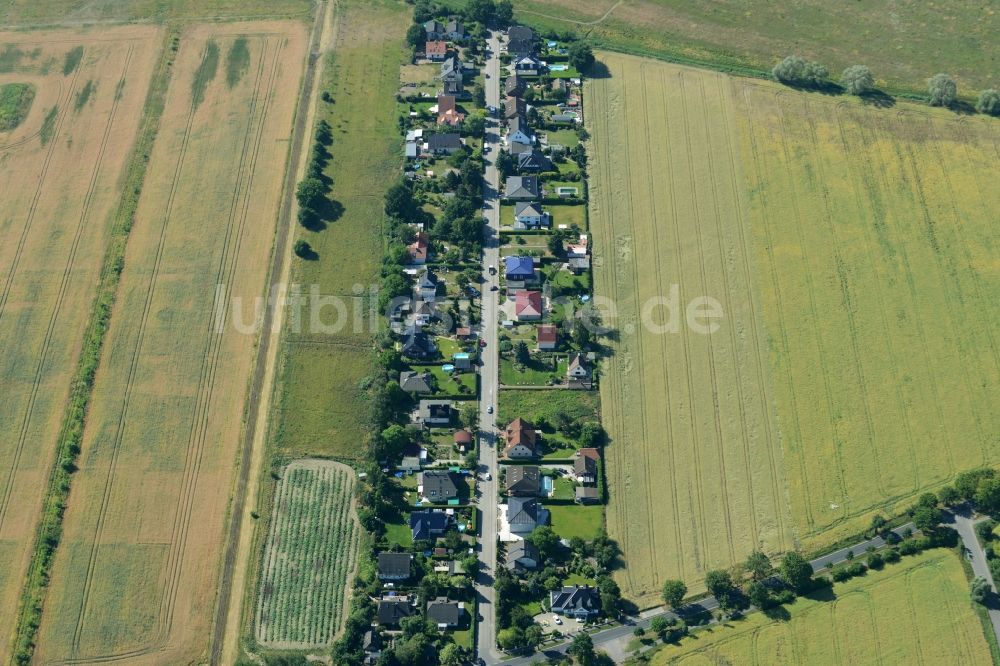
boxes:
[547,203,586,229]
[499,389,600,425]
[552,477,577,501]
[499,356,565,386]
[546,128,580,149]
[546,503,604,541]
[411,363,478,397]
[385,520,413,548]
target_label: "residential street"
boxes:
[946,509,1000,645]
[474,29,503,665]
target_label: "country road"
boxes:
[946,509,1000,646]
[502,523,918,665]
[474,28,503,665]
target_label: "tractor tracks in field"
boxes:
[62,37,279,663]
[0,58,85,321]
[0,45,132,536]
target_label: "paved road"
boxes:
[475,29,503,665]
[503,523,917,665]
[946,509,1000,645]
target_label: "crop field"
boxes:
[255,460,359,648]
[2,0,310,25]
[588,53,794,603]
[0,26,162,661]
[272,0,409,460]
[471,0,998,94]
[649,549,992,665]
[34,22,307,664]
[587,51,1000,603]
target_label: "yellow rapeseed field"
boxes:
[587,51,1000,603]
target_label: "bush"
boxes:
[841,65,875,95]
[977,89,1000,115]
[883,548,901,564]
[772,55,828,87]
[976,520,996,543]
[867,552,884,570]
[294,239,313,258]
[928,73,957,107]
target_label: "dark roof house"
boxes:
[377,552,413,580]
[507,497,549,534]
[504,540,540,571]
[550,585,601,618]
[410,509,450,541]
[507,26,536,56]
[426,132,463,154]
[504,175,540,200]
[427,599,464,628]
[516,148,554,173]
[377,596,415,626]
[420,470,459,503]
[401,325,437,359]
[506,465,541,496]
[399,370,433,394]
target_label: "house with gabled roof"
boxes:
[419,469,459,504]
[424,19,446,39]
[437,94,464,126]
[409,509,450,541]
[401,325,437,359]
[506,497,548,534]
[504,95,526,120]
[506,116,534,145]
[504,417,541,458]
[426,132,463,155]
[513,201,550,229]
[400,370,434,394]
[407,231,429,264]
[417,400,453,426]
[376,595,416,627]
[440,55,464,94]
[377,552,413,581]
[426,39,448,61]
[515,290,543,321]
[506,25,536,56]
[427,599,465,629]
[445,19,466,40]
[550,585,601,619]
[505,540,540,572]
[537,324,558,350]
[574,447,599,484]
[567,353,592,388]
[416,269,439,300]
[516,148,554,174]
[505,74,524,97]
[513,54,544,76]
[504,255,537,289]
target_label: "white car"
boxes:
[552,615,562,625]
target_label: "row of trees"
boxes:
[772,55,1000,115]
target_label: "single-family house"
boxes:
[507,497,549,534]
[426,40,448,61]
[505,74,524,97]
[516,148,554,173]
[504,175,539,200]
[506,116,534,145]
[409,509,450,541]
[504,95,526,120]
[376,595,415,627]
[504,255,537,288]
[575,447,599,484]
[400,455,422,473]
[537,324,558,350]
[453,429,473,453]
[514,290,543,321]
[504,417,541,458]
[377,552,413,581]
[513,201,550,229]
[436,94,464,126]
[363,630,381,665]
[452,352,472,370]
[506,26,536,56]
[399,370,434,394]
[405,141,418,159]
[568,255,591,274]
[567,234,588,256]
[407,231,429,264]
[401,325,437,359]
[419,470,459,503]
[575,486,600,504]
[504,540,541,572]
[513,54,545,76]
[508,140,532,157]
[505,465,541,496]
[550,585,601,619]
[427,599,464,629]
[567,353,592,388]
[440,56,464,94]
[455,326,472,339]
[417,400,453,426]
[417,270,439,300]
[412,299,434,326]
[426,132,463,155]
[424,19,446,39]
[550,112,577,123]
[445,19,466,40]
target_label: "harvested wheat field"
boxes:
[586,52,1000,603]
[650,549,992,665]
[35,22,307,664]
[0,26,162,661]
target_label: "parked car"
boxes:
[552,615,562,625]
[487,405,494,414]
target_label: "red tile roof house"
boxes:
[436,94,465,126]
[536,324,557,350]
[514,290,542,321]
[407,231,429,264]
[503,418,541,459]
[453,429,473,453]
[426,40,448,61]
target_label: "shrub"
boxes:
[294,239,313,258]
[772,55,828,87]
[928,73,957,107]
[883,548,901,564]
[841,65,875,95]
[977,89,1000,116]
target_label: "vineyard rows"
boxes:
[255,460,359,647]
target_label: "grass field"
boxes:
[587,52,1000,604]
[648,549,992,665]
[546,503,603,541]
[0,26,162,662]
[255,460,358,649]
[498,388,600,425]
[35,23,307,663]
[478,0,998,95]
[270,0,408,461]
